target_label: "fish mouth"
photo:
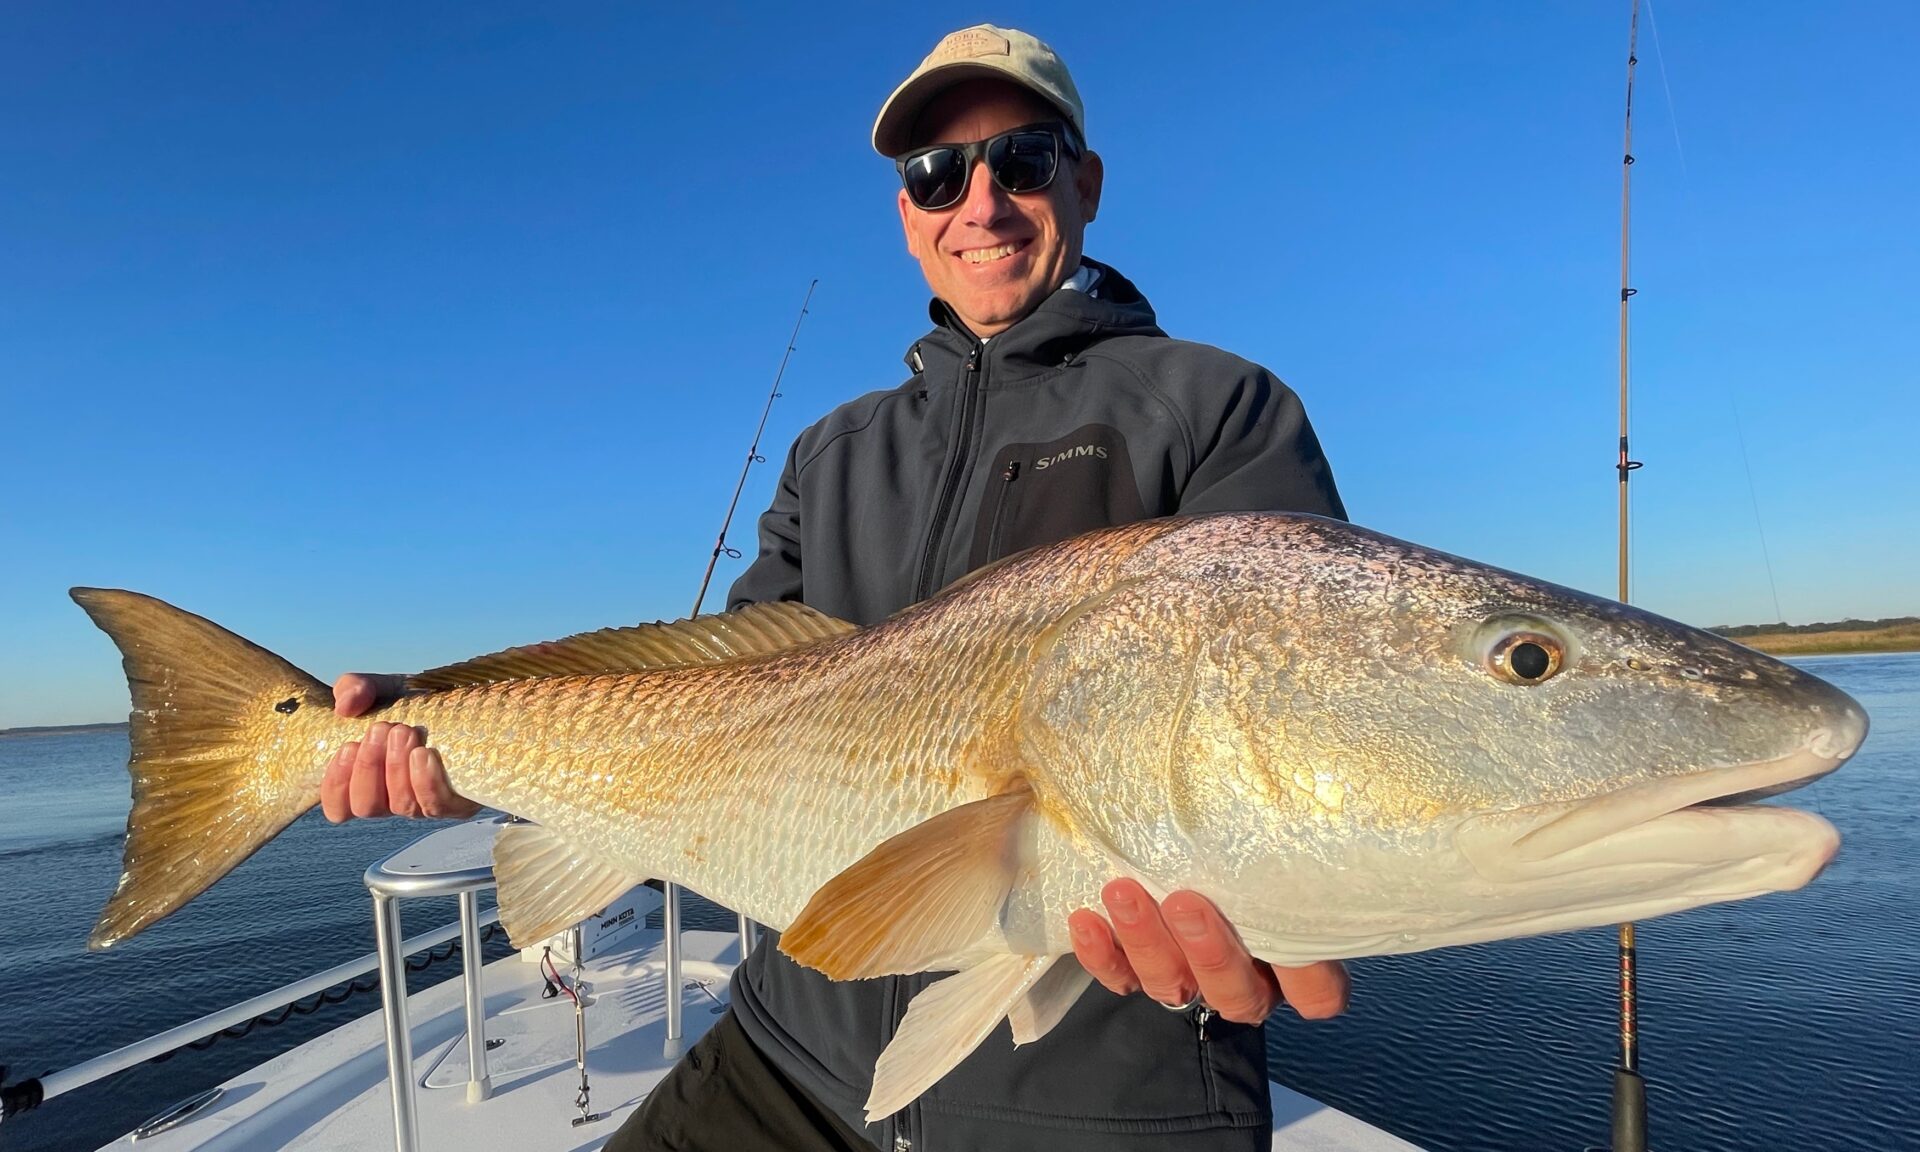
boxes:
[1459,705,1867,886]
[1510,738,1847,863]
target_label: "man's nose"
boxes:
[955,158,1012,226]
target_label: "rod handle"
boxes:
[1611,1066,1647,1152]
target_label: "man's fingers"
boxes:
[410,747,480,820]
[348,722,394,818]
[1160,891,1280,1024]
[1100,878,1197,1007]
[333,674,378,719]
[385,725,423,817]
[1068,909,1138,996]
[333,672,408,719]
[321,742,356,823]
[1273,960,1350,1020]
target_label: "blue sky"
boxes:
[4,2,1916,727]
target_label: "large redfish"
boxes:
[70,512,1868,1118]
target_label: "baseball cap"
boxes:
[872,24,1085,157]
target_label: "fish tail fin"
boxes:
[70,588,333,950]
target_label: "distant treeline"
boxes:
[0,721,129,737]
[1711,616,1920,638]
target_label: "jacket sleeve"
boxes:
[725,440,806,610]
[1176,368,1348,522]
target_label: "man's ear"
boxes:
[1076,150,1105,224]
[897,187,923,258]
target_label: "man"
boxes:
[325,25,1351,1151]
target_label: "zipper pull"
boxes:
[1195,1005,1215,1042]
[965,346,980,373]
[1003,461,1020,481]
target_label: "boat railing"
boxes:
[0,905,499,1130]
[1,814,733,1149]
[363,816,505,1152]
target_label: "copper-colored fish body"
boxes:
[71,511,1869,1119]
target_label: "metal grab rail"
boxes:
[14,912,496,1109]
[365,817,504,1152]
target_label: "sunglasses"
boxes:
[895,122,1083,212]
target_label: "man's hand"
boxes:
[1067,878,1349,1024]
[320,673,481,822]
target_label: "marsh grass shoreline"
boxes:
[1712,617,1920,656]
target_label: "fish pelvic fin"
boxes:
[492,820,648,947]
[1007,954,1093,1045]
[780,783,1034,980]
[865,953,1061,1122]
[69,588,333,950]
[407,602,856,690]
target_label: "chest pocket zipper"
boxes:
[984,459,1021,561]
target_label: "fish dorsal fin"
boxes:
[865,953,1060,1120]
[780,784,1034,981]
[408,602,856,690]
[492,820,651,947]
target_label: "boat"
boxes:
[3,815,1423,1151]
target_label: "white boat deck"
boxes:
[99,922,1421,1151]
[87,816,1419,1151]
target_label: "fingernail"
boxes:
[1107,891,1140,923]
[1168,906,1207,939]
[1070,921,1093,946]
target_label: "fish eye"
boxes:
[1489,632,1563,685]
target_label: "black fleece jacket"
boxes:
[723,260,1346,1152]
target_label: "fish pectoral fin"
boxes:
[866,953,1059,1122]
[408,602,856,689]
[779,784,1034,980]
[1007,954,1093,1045]
[493,821,649,948]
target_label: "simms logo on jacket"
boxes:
[969,424,1148,570]
[1034,444,1109,469]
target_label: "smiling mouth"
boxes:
[957,240,1029,265]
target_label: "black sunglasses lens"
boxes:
[988,131,1060,193]
[904,148,968,210]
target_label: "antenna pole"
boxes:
[1612,4,1648,1151]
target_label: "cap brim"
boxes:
[872,61,1079,156]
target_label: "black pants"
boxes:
[601,1010,874,1152]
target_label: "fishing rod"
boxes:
[1612,3,1649,1150]
[660,276,818,1058]
[691,277,820,616]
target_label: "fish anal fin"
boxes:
[866,954,1057,1121]
[408,602,856,690]
[1007,955,1093,1045]
[493,821,648,948]
[780,785,1033,981]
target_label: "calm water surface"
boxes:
[1,653,1915,1151]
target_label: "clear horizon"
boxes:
[5,3,1916,727]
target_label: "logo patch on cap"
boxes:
[931,28,1011,60]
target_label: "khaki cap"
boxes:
[872,24,1085,157]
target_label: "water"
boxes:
[1,654,1915,1151]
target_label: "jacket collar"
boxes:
[903,259,1165,386]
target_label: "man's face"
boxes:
[897,81,1104,340]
